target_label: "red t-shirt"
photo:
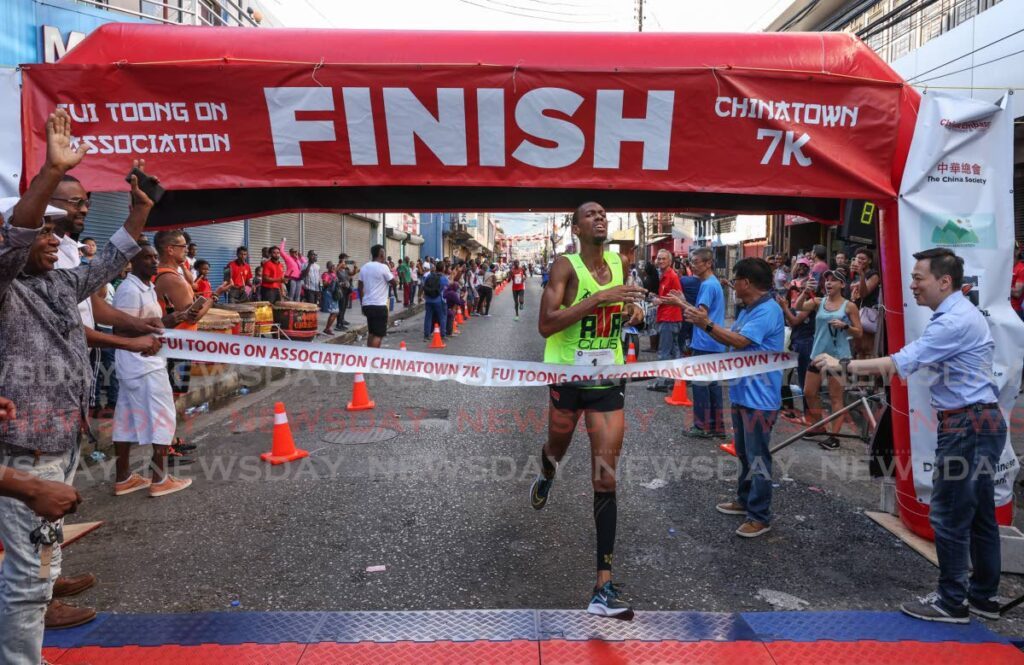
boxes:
[656,268,683,322]
[194,277,212,299]
[511,268,526,291]
[229,260,252,288]
[1011,260,1024,311]
[261,260,284,288]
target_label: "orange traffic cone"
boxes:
[347,373,376,411]
[429,323,446,349]
[455,309,464,325]
[464,305,471,319]
[665,380,693,407]
[260,402,309,465]
[451,316,461,336]
[626,342,637,364]
[719,440,737,457]
[399,341,407,351]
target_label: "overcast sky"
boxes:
[265,0,790,236]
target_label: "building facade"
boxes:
[2,0,386,288]
[768,0,1024,246]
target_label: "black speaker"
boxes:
[839,199,878,246]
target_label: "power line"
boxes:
[301,0,336,28]
[456,0,626,24]
[908,26,1024,82]
[745,0,795,31]
[914,45,1024,84]
[474,0,626,18]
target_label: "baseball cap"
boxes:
[795,257,812,267]
[0,197,68,224]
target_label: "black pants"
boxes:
[476,286,493,314]
[336,287,351,327]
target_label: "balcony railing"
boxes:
[845,0,1001,63]
[73,0,262,28]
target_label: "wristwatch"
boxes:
[704,322,714,333]
[839,358,851,376]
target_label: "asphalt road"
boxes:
[65,276,1024,636]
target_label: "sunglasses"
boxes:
[51,196,91,210]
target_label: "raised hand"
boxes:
[127,159,156,212]
[46,109,89,172]
[0,396,16,422]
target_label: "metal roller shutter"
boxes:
[343,215,373,266]
[302,212,344,267]
[248,213,301,260]
[405,243,421,262]
[184,221,246,287]
[80,192,130,250]
[386,237,402,262]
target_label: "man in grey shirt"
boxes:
[0,110,160,665]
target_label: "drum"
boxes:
[216,303,256,336]
[251,301,274,335]
[194,309,241,376]
[273,301,319,341]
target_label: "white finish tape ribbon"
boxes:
[160,330,796,388]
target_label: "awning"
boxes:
[405,234,424,246]
[20,25,918,228]
[385,228,409,241]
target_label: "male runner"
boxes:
[532,201,645,619]
[511,259,527,320]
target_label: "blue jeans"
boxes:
[930,408,1006,608]
[691,348,724,433]
[732,406,777,524]
[0,444,80,665]
[423,300,447,338]
[656,321,681,386]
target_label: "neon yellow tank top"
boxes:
[543,252,625,368]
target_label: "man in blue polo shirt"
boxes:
[814,247,1008,624]
[687,248,726,438]
[677,257,784,537]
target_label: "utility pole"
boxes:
[636,0,644,32]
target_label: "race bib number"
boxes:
[514,274,523,284]
[574,349,614,366]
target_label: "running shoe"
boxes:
[969,596,1001,620]
[818,436,841,451]
[900,592,969,624]
[587,581,634,620]
[530,474,554,510]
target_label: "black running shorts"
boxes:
[548,384,625,413]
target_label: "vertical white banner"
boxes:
[0,68,21,199]
[898,90,1024,506]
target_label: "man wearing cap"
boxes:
[0,111,159,665]
[814,247,1007,623]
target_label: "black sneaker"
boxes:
[900,592,969,624]
[818,436,841,451]
[969,596,1001,620]
[685,427,713,439]
[530,474,554,510]
[646,384,669,393]
[587,581,634,620]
